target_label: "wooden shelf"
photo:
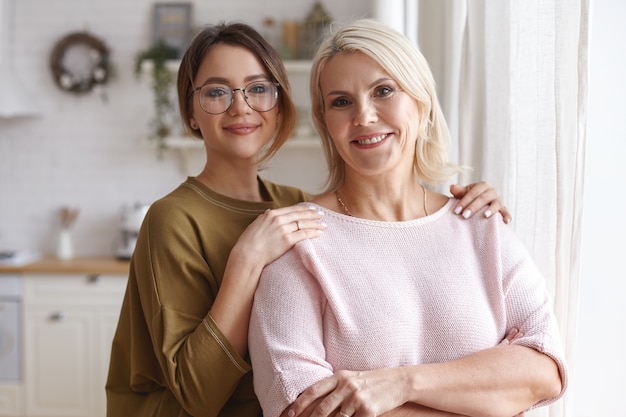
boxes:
[160,135,319,151]
[0,256,130,275]
[164,135,204,149]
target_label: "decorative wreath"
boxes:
[50,32,110,94]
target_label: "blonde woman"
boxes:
[249,19,566,417]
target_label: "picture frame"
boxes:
[152,3,192,58]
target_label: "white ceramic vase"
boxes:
[56,229,74,260]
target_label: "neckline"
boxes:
[305,198,455,225]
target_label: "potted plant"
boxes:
[134,40,179,152]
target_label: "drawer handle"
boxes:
[87,274,102,284]
[49,311,65,321]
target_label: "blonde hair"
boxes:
[310,19,461,190]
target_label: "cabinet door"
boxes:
[0,384,21,417]
[93,308,122,417]
[23,307,93,417]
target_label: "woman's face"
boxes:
[320,51,421,179]
[189,43,279,162]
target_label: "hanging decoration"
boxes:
[49,32,110,94]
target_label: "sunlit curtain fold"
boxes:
[410,1,590,416]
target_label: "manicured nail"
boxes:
[454,206,463,215]
[288,410,295,417]
[462,209,472,219]
[484,209,492,218]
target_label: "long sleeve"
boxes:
[248,200,567,417]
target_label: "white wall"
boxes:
[0,0,367,256]
[2,1,625,413]
[572,0,626,415]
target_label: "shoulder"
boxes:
[147,185,194,220]
[260,178,311,205]
[142,180,212,236]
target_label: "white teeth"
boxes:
[357,134,387,145]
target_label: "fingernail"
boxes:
[454,206,463,215]
[462,209,471,219]
[288,410,295,417]
[484,209,492,218]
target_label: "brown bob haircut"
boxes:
[177,22,297,163]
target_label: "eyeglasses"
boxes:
[191,80,280,115]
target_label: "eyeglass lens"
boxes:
[198,81,278,114]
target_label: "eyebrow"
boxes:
[198,73,269,86]
[325,77,394,97]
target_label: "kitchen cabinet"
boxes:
[21,271,127,417]
[0,385,21,417]
[0,273,22,417]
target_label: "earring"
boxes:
[190,120,198,129]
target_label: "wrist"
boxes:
[400,365,424,405]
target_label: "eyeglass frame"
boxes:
[189,80,281,115]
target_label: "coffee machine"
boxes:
[116,203,150,260]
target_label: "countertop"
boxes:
[0,256,131,275]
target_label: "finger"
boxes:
[289,377,338,416]
[501,328,519,344]
[263,206,325,231]
[271,205,325,222]
[452,182,513,223]
[498,328,524,346]
[449,183,470,199]
[506,328,524,342]
[498,206,513,224]
[450,182,485,216]
[457,187,499,219]
[480,200,512,224]
[309,390,347,417]
[290,217,327,234]
[264,204,323,219]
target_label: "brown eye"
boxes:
[331,97,351,108]
[374,85,395,98]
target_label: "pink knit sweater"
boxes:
[248,199,567,417]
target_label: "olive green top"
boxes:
[106,177,309,417]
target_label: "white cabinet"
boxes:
[0,385,21,416]
[22,274,126,417]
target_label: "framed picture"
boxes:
[152,3,192,58]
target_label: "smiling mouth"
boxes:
[226,124,259,134]
[355,133,388,145]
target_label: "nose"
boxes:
[228,88,251,115]
[352,98,378,126]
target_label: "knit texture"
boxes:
[249,199,568,417]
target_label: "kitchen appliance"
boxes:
[0,274,21,381]
[115,203,149,260]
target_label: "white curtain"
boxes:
[375,1,590,416]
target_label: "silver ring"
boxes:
[295,220,301,231]
[339,412,350,417]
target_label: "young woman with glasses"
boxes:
[105,22,513,417]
